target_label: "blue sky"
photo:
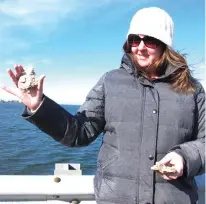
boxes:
[0,0,205,104]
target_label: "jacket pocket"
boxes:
[94,154,118,199]
[97,154,118,170]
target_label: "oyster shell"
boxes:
[151,162,177,173]
[18,67,38,90]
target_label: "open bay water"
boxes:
[0,103,204,203]
[0,102,102,175]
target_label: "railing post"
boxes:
[54,163,82,175]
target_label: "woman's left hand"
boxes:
[158,152,185,180]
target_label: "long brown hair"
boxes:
[123,41,196,94]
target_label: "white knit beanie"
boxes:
[127,7,174,47]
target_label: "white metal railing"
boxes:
[0,175,95,203]
[0,164,204,204]
[0,164,95,204]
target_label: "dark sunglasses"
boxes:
[128,34,162,49]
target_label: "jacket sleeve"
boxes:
[22,74,106,147]
[170,84,205,177]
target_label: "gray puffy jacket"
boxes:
[23,54,205,204]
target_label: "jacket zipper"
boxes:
[136,86,146,204]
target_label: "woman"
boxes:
[1,7,205,204]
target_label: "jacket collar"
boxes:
[120,53,180,80]
[120,53,137,76]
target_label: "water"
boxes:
[0,102,102,175]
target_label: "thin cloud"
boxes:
[0,0,146,29]
[0,0,148,60]
[0,37,31,52]
[0,0,77,37]
[44,76,101,105]
[0,0,143,53]
[2,58,52,68]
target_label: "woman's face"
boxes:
[130,34,164,68]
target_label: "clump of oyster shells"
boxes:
[18,67,38,90]
[151,162,177,173]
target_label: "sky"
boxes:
[0,0,205,104]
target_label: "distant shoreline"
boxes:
[0,100,80,106]
[0,100,21,103]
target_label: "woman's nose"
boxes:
[138,40,146,50]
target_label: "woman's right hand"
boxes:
[0,65,46,111]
